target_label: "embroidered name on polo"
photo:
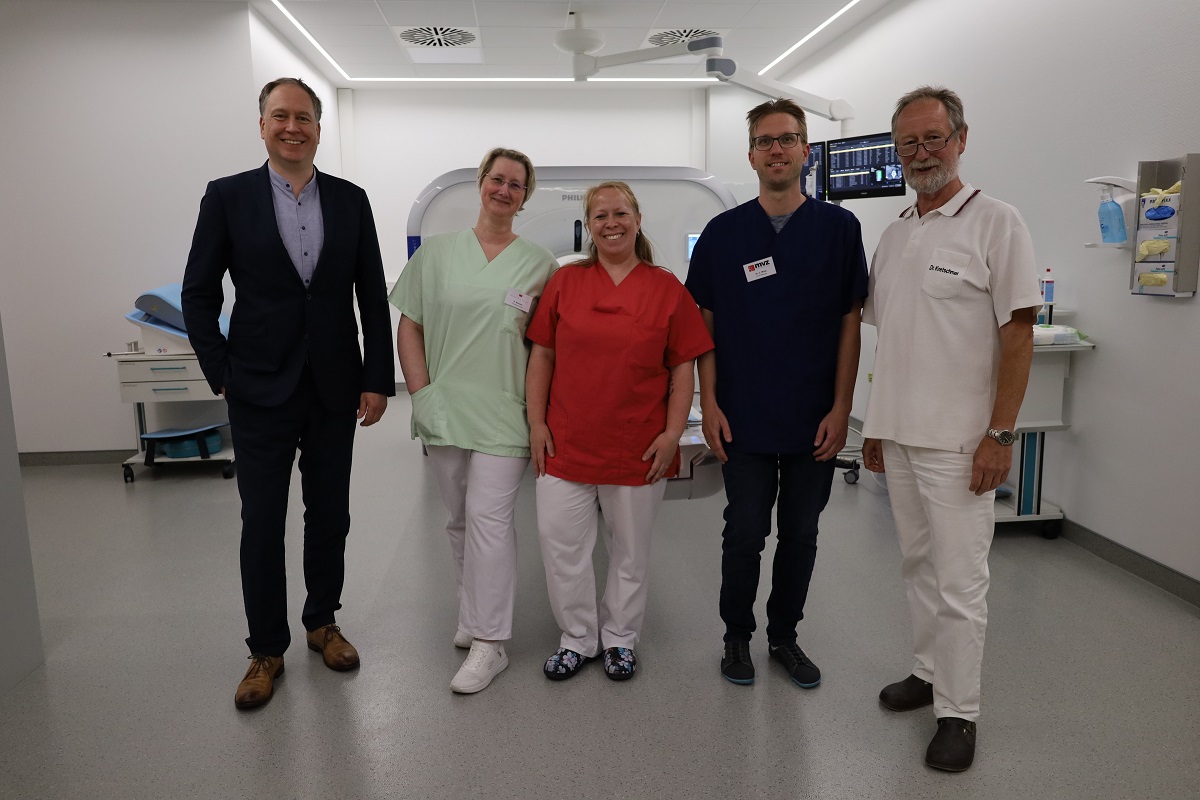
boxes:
[929,265,960,275]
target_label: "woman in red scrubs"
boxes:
[525,181,713,681]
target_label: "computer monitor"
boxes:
[803,141,826,201]
[826,132,906,201]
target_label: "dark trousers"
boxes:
[719,450,835,644]
[226,366,357,656]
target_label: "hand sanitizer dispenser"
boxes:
[1098,185,1128,243]
[1084,176,1135,246]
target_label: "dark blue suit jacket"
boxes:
[181,163,394,410]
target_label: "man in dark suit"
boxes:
[181,78,394,710]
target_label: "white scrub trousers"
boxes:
[882,440,995,722]
[426,445,529,641]
[535,474,667,657]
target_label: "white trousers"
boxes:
[426,445,529,641]
[882,441,995,721]
[535,475,666,656]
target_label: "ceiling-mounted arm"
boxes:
[706,57,856,136]
[571,36,724,81]
[555,12,723,81]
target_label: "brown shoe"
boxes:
[234,654,284,709]
[306,624,360,671]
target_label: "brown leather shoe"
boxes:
[234,654,284,709]
[306,624,360,671]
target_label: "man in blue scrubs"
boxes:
[686,98,867,688]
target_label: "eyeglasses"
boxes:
[751,133,803,151]
[484,174,527,193]
[894,130,959,158]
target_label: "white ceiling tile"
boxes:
[647,4,756,28]
[483,47,572,66]
[407,47,485,64]
[377,1,479,27]
[475,2,571,27]
[324,44,411,66]
[734,3,842,28]
[282,1,386,28]
[304,25,400,48]
[555,4,662,27]
[476,27,560,48]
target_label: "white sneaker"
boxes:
[450,641,508,694]
[453,629,472,649]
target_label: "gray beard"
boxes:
[904,158,953,194]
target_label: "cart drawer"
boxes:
[120,380,215,403]
[117,358,204,383]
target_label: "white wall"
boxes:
[248,7,342,177]
[784,0,1200,579]
[0,0,259,452]
[348,86,704,280]
[0,1,336,453]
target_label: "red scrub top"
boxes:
[526,262,713,486]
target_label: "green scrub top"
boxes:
[390,230,556,457]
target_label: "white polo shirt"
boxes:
[862,183,1043,453]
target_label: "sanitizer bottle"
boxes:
[1039,268,1055,324]
[1098,185,1128,244]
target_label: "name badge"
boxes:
[504,288,534,313]
[743,256,777,282]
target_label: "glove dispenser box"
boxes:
[1131,153,1198,297]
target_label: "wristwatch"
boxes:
[986,428,1016,446]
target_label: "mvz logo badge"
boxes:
[747,258,771,273]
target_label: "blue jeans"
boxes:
[719,450,835,643]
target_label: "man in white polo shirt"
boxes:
[862,86,1042,772]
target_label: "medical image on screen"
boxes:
[803,142,825,201]
[826,132,906,200]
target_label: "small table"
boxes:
[996,341,1095,537]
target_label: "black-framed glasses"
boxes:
[895,130,959,158]
[751,133,803,151]
[485,174,527,193]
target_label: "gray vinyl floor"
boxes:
[2,396,1198,799]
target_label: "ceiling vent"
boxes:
[647,29,720,47]
[397,27,477,47]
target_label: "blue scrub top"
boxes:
[685,197,868,454]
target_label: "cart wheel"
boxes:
[844,469,859,484]
[222,463,236,480]
[123,465,135,483]
[1041,520,1061,540]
